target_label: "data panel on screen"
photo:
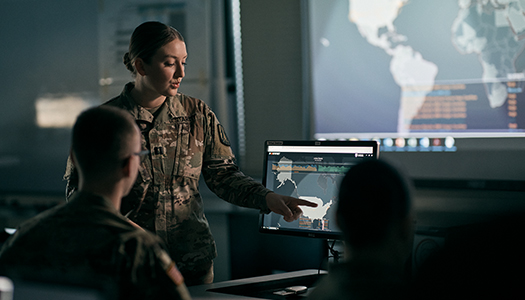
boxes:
[259,141,378,239]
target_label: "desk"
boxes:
[187,269,327,300]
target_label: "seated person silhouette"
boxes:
[308,159,414,300]
[412,211,525,300]
[0,106,191,300]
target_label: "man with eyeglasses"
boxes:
[0,106,191,300]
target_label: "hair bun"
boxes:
[123,52,135,73]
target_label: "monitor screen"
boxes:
[306,0,525,186]
[259,140,379,239]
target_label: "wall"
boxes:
[0,0,98,193]
[240,0,305,177]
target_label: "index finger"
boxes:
[295,198,318,207]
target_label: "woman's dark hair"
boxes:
[336,159,412,248]
[123,21,184,75]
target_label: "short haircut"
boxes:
[71,106,137,178]
[337,159,412,247]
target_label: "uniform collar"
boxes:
[70,190,119,214]
[121,82,185,122]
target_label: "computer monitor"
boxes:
[259,140,379,240]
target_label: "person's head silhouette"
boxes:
[337,159,414,263]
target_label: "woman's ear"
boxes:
[135,58,147,76]
[69,150,77,167]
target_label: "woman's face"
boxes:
[141,39,187,97]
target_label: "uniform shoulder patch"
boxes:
[217,124,231,146]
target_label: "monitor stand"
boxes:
[326,239,344,264]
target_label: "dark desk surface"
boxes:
[187,269,327,300]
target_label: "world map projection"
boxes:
[311,0,525,139]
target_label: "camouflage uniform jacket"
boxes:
[64,82,272,274]
[0,191,191,300]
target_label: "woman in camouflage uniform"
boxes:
[64,21,316,286]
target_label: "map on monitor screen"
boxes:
[259,140,379,239]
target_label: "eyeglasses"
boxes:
[133,150,150,156]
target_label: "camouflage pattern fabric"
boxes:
[0,191,191,300]
[64,82,272,283]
